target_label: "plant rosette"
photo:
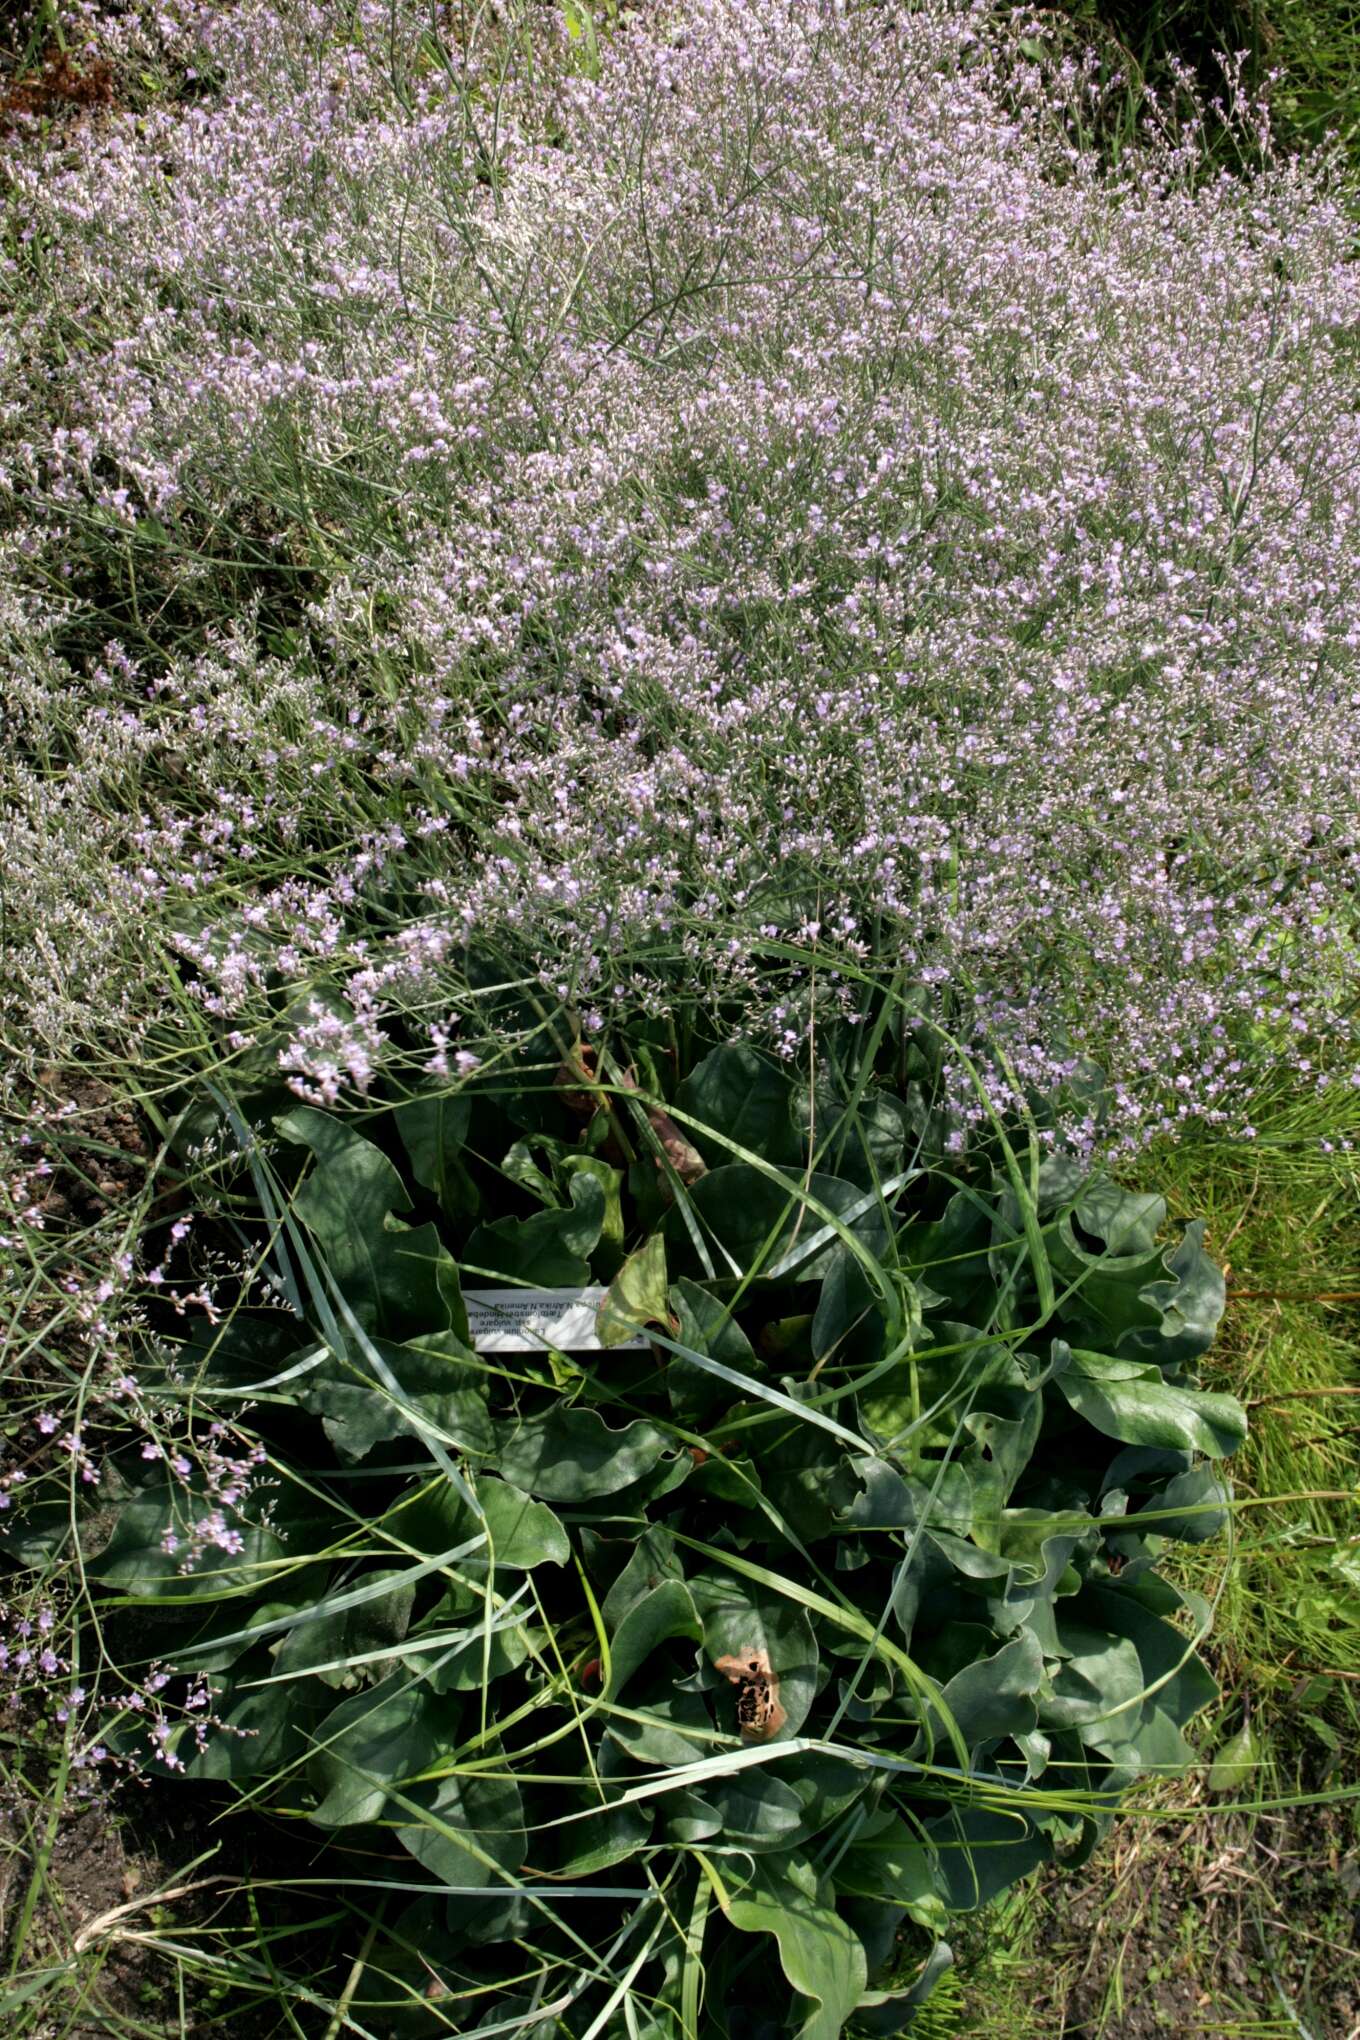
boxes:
[80,1043,1243,2036]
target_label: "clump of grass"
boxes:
[1266,0,1360,164]
[1140,1103,1360,1707]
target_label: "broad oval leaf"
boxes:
[277,1106,467,1342]
[726,1853,868,2040]
[673,1044,802,1169]
[385,1472,571,1570]
[309,1676,457,1830]
[691,1571,820,1741]
[1056,1347,1246,1460]
[464,1171,606,1286]
[496,1407,674,1500]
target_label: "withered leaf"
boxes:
[714,1647,787,1742]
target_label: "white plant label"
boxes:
[462,1286,647,1353]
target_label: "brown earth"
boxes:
[973,1754,1360,2038]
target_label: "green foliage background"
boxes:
[35,1020,1250,2035]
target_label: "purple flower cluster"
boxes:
[1,0,1358,1141]
[0,1107,273,1778]
[0,1094,269,1569]
[0,1594,227,1781]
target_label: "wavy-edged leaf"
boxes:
[605,1579,703,1700]
[464,1171,606,1285]
[277,1106,467,1341]
[1055,1346,1245,1459]
[919,1629,1045,1759]
[385,1472,570,1571]
[496,1407,673,1501]
[674,1044,802,1169]
[726,1853,868,2040]
[298,1331,492,1463]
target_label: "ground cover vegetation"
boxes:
[0,0,1357,2032]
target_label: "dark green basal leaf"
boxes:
[793,1084,913,1191]
[1049,1207,1225,1369]
[781,1752,874,1844]
[811,1248,888,1368]
[277,1106,468,1342]
[400,1602,532,1694]
[859,1322,1033,1462]
[384,1471,571,1571]
[271,1564,415,1686]
[690,1571,820,1740]
[761,1417,855,1545]
[1038,1615,1148,1737]
[673,1043,803,1170]
[181,1662,329,1782]
[162,1566,334,1675]
[496,1407,675,1500]
[1081,1575,1219,1732]
[309,1675,458,1830]
[395,1087,481,1218]
[605,1579,704,1700]
[92,1484,293,1604]
[1134,1465,1232,1543]
[395,1765,527,1889]
[664,1166,890,1285]
[924,1806,1052,1912]
[1100,1442,1193,1493]
[297,1331,493,1463]
[1117,1219,1226,1368]
[726,1854,868,2040]
[1053,1344,1246,1459]
[168,1309,311,1392]
[1054,1173,1165,1258]
[463,1169,606,1285]
[550,1776,654,1876]
[916,1630,1045,1761]
[600,1524,685,1627]
[607,1681,715,1768]
[897,1190,995,1323]
[664,1789,724,1845]
[834,1808,948,1935]
[704,1769,807,1852]
[667,1276,761,1421]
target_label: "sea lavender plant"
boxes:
[0,0,1357,1146]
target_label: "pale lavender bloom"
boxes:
[0,0,1356,1148]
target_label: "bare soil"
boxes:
[985,1753,1360,2038]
